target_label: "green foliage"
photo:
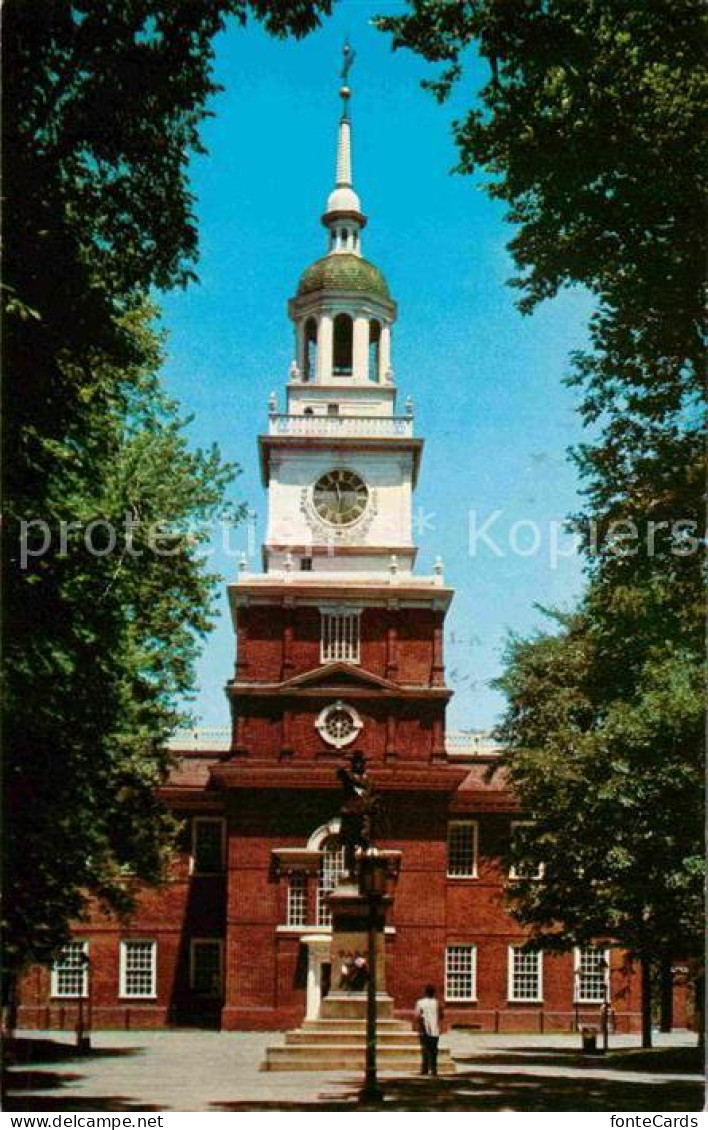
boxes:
[377,0,706,980]
[3,0,330,972]
[495,616,704,961]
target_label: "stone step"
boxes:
[285,1028,417,1046]
[263,1044,455,1074]
[300,1018,411,1033]
[319,994,394,1020]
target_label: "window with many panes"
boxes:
[574,946,609,1003]
[287,872,308,927]
[190,939,223,996]
[508,946,543,1001]
[192,817,224,875]
[51,941,88,998]
[447,821,478,878]
[317,837,346,926]
[445,945,477,1001]
[509,821,544,879]
[120,940,157,998]
[320,611,361,664]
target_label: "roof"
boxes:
[297,254,390,301]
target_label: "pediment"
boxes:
[280,661,399,694]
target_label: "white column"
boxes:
[380,324,391,383]
[317,314,333,383]
[353,315,369,382]
[306,955,321,1020]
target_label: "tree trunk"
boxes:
[641,958,653,1049]
[659,958,673,1033]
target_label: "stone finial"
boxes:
[434,556,445,586]
[405,395,414,416]
[388,553,399,585]
[385,367,395,385]
[289,360,300,382]
[268,391,278,414]
[238,553,248,576]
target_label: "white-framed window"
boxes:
[50,941,88,998]
[509,821,544,880]
[191,817,225,875]
[317,837,346,926]
[445,944,477,1002]
[447,820,478,878]
[574,946,610,1003]
[189,939,223,997]
[287,872,308,927]
[320,610,361,663]
[508,946,543,1002]
[120,940,157,999]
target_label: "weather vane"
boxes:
[340,40,356,84]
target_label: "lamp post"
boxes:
[358,848,388,1103]
[600,956,610,1054]
[76,952,91,1054]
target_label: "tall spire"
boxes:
[336,42,355,186]
[322,41,366,254]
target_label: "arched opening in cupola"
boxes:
[368,319,381,382]
[332,313,353,376]
[303,318,318,382]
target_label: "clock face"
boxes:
[313,469,369,527]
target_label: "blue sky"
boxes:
[160,3,593,732]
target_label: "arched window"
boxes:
[368,320,381,382]
[333,313,353,376]
[303,318,318,382]
[317,836,346,926]
[303,407,314,416]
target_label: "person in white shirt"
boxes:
[414,984,442,1075]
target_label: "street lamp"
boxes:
[358,848,388,1103]
[599,955,611,1054]
[76,951,91,1054]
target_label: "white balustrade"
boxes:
[269,414,414,437]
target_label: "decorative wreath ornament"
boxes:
[315,700,363,749]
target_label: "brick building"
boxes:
[18,63,656,1037]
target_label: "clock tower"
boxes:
[216,51,461,1030]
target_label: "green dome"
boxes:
[297,254,390,301]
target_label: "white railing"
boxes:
[269,414,413,438]
[167,726,231,752]
[446,731,503,757]
[167,726,502,756]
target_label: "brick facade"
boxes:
[17,600,661,1035]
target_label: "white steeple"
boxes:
[323,42,366,256]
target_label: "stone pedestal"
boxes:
[327,878,390,994]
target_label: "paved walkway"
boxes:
[3,1030,703,1112]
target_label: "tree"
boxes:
[3,0,331,981]
[494,612,704,1046]
[376,0,706,1044]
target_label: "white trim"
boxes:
[189,938,224,996]
[275,924,397,936]
[574,945,611,1004]
[507,945,544,1003]
[444,944,477,1002]
[306,818,341,851]
[447,820,479,879]
[50,941,88,999]
[190,816,226,876]
[509,820,544,880]
[119,939,157,999]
